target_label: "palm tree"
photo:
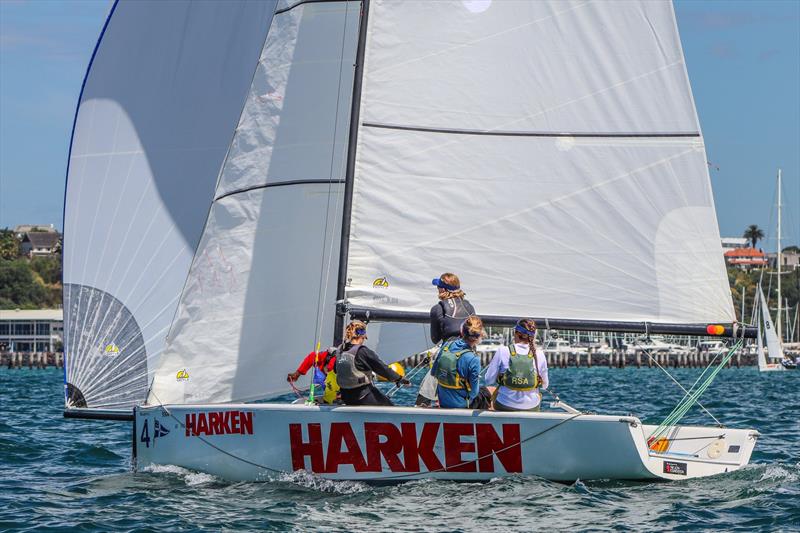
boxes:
[743,224,765,248]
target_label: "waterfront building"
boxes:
[0,309,63,353]
[724,247,767,270]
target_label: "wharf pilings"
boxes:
[1,352,63,369]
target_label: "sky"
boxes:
[0,0,798,251]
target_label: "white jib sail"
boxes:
[148,1,361,405]
[758,286,785,361]
[63,0,275,409]
[345,0,735,325]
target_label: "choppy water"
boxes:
[1,366,798,532]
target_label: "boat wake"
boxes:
[273,470,371,494]
[141,464,218,487]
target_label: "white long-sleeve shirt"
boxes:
[485,343,549,410]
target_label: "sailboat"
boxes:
[755,285,786,372]
[755,169,793,372]
[63,0,760,481]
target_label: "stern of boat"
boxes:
[628,421,759,480]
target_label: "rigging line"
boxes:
[376,413,583,481]
[649,341,740,442]
[640,348,722,426]
[312,0,351,368]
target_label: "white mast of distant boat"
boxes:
[757,169,788,371]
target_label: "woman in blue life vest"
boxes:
[431,315,492,409]
[416,272,477,407]
[485,319,549,411]
[335,321,410,406]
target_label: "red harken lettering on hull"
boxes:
[289,422,522,474]
[185,411,253,436]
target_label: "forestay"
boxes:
[148,1,361,405]
[345,0,735,325]
[63,0,274,409]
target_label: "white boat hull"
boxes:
[134,404,758,482]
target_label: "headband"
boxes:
[514,321,536,337]
[432,278,460,292]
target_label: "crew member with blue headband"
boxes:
[429,273,476,344]
[485,318,549,411]
[431,315,492,409]
[335,320,410,406]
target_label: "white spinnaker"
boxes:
[345,0,735,324]
[148,1,360,405]
[63,0,275,409]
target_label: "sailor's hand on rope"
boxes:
[287,371,300,382]
[396,378,411,386]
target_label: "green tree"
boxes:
[29,256,61,285]
[743,224,765,248]
[0,228,19,260]
[0,259,49,308]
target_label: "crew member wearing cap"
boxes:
[429,273,476,344]
[416,273,476,406]
[485,319,549,411]
[335,320,410,406]
[431,315,491,409]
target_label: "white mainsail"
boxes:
[148,1,361,405]
[63,0,275,409]
[345,0,734,324]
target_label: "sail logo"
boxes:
[289,422,522,474]
[372,276,390,288]
[101,343,120,356]
[663,460,687,475]
[176,369,190,382]
[185,411,254,437]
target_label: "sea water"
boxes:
[1,366,797,532]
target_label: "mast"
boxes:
[777,168,782,343]
[334,0,370,345]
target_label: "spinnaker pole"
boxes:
[334,0,370,345]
